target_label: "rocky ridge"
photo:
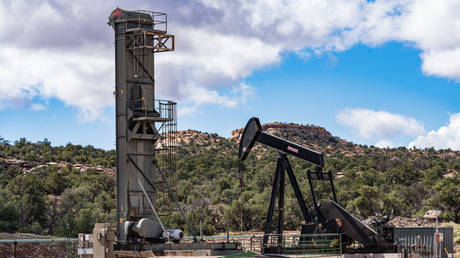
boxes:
[0,158,115,176]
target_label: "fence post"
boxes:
[13,241,17,258]
[200,220,203,241]
[226,221,230,243]
[65,223,71,258]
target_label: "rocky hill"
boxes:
[0,122,460,238]
[0,158,115,176]
[230,122,364,157]
[231,122,336,142]
[176,130,225,145]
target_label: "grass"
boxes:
[222,251,259,257]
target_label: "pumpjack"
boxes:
[239,117,396,254]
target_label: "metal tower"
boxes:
[108,8,179,243]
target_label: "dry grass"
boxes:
[0,232,60,240]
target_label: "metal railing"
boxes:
[121,10,168,33]
[182,233,342,257]
[132,99,176,121]
[0,233,342,257]
[119,10,174,52]
[131,99,178,217]
[263,233,342,257]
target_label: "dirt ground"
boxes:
[0,233,71,258]
[0,242,68,258]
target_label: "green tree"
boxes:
[44,169,71,195]
[435,174,460,222]
[7,175,47,226]
[0,189,19,232]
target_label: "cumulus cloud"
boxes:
[409,113,460,150]
[0,0,459,120]
[155,26,280,99]
[199,0,460,80]
[399,0,460,81]
[0,0,116,120]
[337,108,425,141]
[178,82,255,116]
[0,45,114,121]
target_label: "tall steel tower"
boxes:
[108,8,180,243]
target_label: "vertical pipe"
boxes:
[13,241,17,258]
[328,170,338,204]
[307,171,319,211]
[226,221,230,243]
[200,220,203,241]
[113,15,128,243]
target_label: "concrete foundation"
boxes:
[114,242,240,257]
[343,253,401,258]
[92,223,115,258]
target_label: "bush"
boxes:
[18,222,43,234]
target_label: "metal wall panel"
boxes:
[392,227,453,258]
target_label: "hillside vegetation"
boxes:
[0,122,459,237]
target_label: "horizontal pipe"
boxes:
[0,238,78,243]
[0,233,342,243]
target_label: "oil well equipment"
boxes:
[239,117,398,255]
[105,8,240,256]
[108,7,187,245]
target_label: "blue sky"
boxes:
[1,0,460,150]
[147,42,459,149]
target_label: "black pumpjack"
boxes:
[239,117,396,254]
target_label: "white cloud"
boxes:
[420,48,460,81]
[337,108,425,139]
[398,0,460,81]
[178,83,255,116]
[155,26,280,97]
[204,0,460,81]
[409,113,460,150]
[0,1,275,120]
[231,82,256,104]
[0,45,114,121]
[1,0,460,121]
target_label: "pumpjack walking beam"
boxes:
[239,118,324,166]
